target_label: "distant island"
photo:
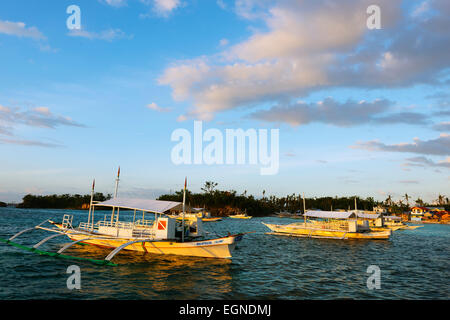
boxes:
[157,181,425,217]
[16,193,112,210]
[0,201,6,208]
[7,182,448,219]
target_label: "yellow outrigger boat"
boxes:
[356,213,423,231]
[169,208,222,222]
[0,174,245,265]
[229,214,252,219]
[229,210,252,219]
[263,211,391,240]
[383,215,422,230]
[202,217,222,222]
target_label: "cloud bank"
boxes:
[158,0,450,121]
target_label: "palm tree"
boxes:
[201,181,218,194]
[385,195,393,207]
[437,194,444,206]
[415,197,424,207]
[262,190,266,200]
[404,193,410,208]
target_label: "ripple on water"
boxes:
[0,209,449,299]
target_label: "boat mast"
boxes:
[87,179,95,228]
[303,192,306,226]
[114,166,120,198]
[111,166,120,224]
[182,177,187,242]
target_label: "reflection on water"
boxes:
[0,208,448,299]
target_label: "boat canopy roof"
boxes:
[356,212,382,219]
[94,198,190,214]
[384,215,402,221]
[305,211,357,219]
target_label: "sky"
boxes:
[0,0,449,204]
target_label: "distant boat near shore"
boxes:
[263,211,392,240]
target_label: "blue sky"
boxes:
[0,0,449,204]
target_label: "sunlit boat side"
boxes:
[0,173,246,264]
[263,211,391,240]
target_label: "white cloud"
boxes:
[411,1,430,17]
[159,0,450,120]
[219,38,229,46]
[153,0,181,16]
[403,156,450,169]
[102,0,128,7]
[68,28,129,41]
[249,98,430,127]
[250,98,393,127]
[433,121,450,132]
[351,134,450,156]
[0,105,84,147]
[0,137,62,148]
[146,102,172,112]
[0,20,46,40]
[0,104,84,137]
[217,0,227,10]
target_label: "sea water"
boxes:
[0,207,448,299]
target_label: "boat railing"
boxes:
[78,222,98,231]
[132,228,156,238]
[305,220,349,231]
[134,219,154,228]
[97,220,136,229]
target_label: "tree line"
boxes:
[10,182,448,214]
[17,193,112,209]
[158,181,388,217]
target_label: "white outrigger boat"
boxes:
[263,211,391,240]
[0,173,245,265]
[382,215,422,230]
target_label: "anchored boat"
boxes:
[263,211,391,240]
[229,210,252,219]
[355,212,422,231]
[0,174,245,265]
[169,208,222,222]
[383,215,422,230]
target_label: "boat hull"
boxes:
[54,225,239,259]
[263,223,391,240]
[202,217,222,222]
[400,225,422,230]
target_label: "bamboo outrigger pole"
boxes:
[182,177,187,242]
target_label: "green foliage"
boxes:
[17,193,112,209]
[158,183,382,217]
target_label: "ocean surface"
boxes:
[0,207,448,300]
